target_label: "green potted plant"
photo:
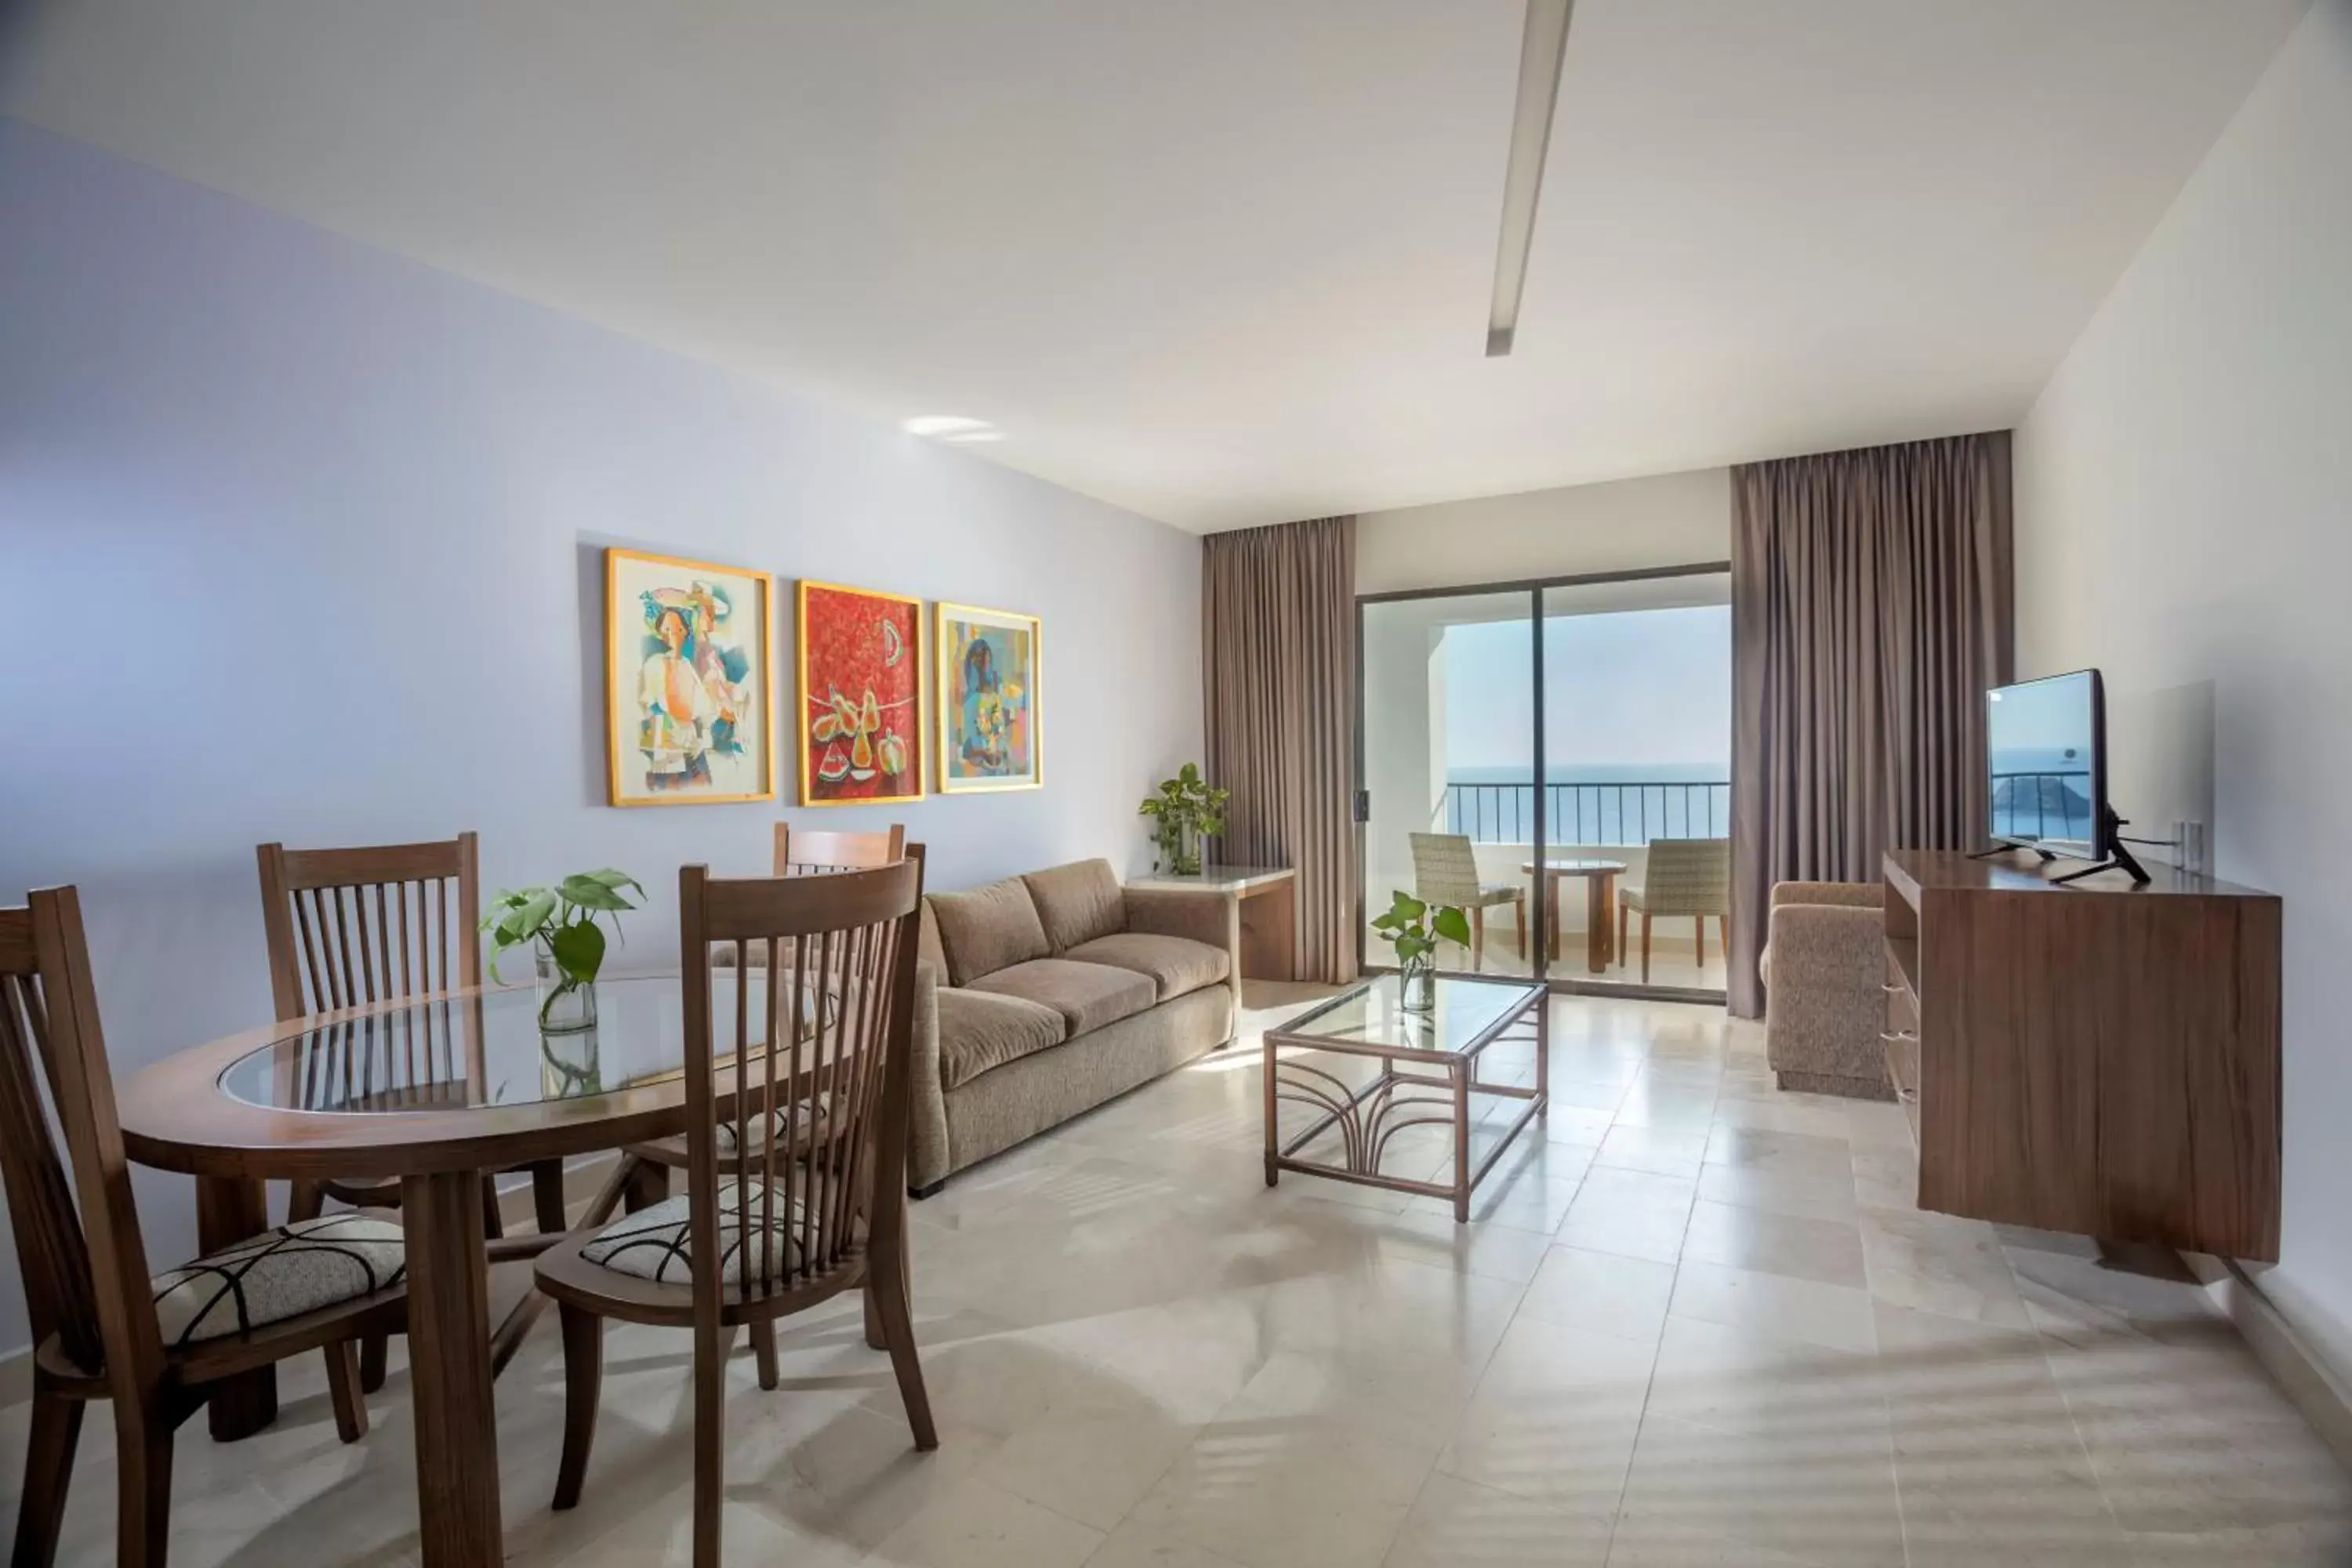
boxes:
[481,868,644,1036]
[1138,762,1229,876]
[1370,890,1471,1013]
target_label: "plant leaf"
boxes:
[558,873,633,912]
[1432,906,1472,946]
[498,890,557,944]
[548,920,606,986]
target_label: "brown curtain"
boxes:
[1729,433,2013,1018]
[1203,515,1360,984]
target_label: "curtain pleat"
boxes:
[1201,516,1360,985]
[1729,434,2013,1018]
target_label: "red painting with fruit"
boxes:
[794,580,926,805]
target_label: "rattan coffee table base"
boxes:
[1261,977,1548,1222]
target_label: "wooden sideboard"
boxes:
[1882,848,2282,1260]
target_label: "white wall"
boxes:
[1357,466,1730,594]
[2013,0,2352,1374]
[0,122,1202,1356]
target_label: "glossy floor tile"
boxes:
[3,985,2347,1565]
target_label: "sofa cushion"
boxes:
[967,957,1156,1037]
[935,987,1069,1090]
[1063,931,1230,1004]
[927,877,1051,985]
[1022,859,1127,953]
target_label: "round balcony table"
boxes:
[1519,858,1628,973]
[115,971,798,1568]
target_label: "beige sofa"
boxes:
[904,858,1240,1193]
[1761,880,1893,1101]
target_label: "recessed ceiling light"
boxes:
[902,415,992,437]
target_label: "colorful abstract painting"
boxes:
[796,581,925,806]
[936,603,1042,793]
[605,548,775,806]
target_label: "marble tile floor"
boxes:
[5,984,2347,1566]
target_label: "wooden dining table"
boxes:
[114,971,793,1568]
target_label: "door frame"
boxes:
[1353,560,1733,1003]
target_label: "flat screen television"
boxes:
[1986,670,2108,861]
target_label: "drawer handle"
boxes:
[1881,1030,1917,1044]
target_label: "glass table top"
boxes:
[1275,975,1543,1057]
[217,974,831,1113]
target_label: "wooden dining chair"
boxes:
[608,824,905,1200]
[534,853,937,1568]
[583,822,912,1384]
[257,832,566,1388]
[1,887,408,1568]
[776,821,906,875]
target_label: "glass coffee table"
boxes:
[1262,973,1548,1221]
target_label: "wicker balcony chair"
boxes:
[1406,833,1525,970]
[1618,837,1730,983]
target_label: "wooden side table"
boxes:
[1520,858,1628,975]
[1127,864,1298,980]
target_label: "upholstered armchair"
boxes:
[1761,880,1893,1100]
[1619,837,1730,982]
[1406,832,1525,969]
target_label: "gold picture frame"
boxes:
[935,602,1044,793]
[604,547,777,807]
[795,579,927,808]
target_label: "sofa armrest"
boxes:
[1770,880,1884,910]
[1763,903,1888,1084]
[904,960,952,1192]
[1125,887,1243,1005]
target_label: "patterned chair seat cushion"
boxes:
[151,1213,405,1348]
[579,1179,807,1286]
[713,1092,834,1154]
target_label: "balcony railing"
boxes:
[1441,780,1730,846]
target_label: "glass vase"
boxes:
[1398,952,1437,1013]
[535,949,598,1036]
[539,1028,604,1099]
[1173,820,1204,877]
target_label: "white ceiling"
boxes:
[2,0,2307,532]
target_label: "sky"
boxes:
[1443,604,1730,772]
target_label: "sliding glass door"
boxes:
[1361,590,1537,980]
[1357,566,1730,999]
[1537,573,1730,994]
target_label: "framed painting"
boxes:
[936,602,1043,793]
[795,580,926,806]
[605,547,775,806]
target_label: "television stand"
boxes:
[1967,844,2056,863]
[2049,807,2152,886]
